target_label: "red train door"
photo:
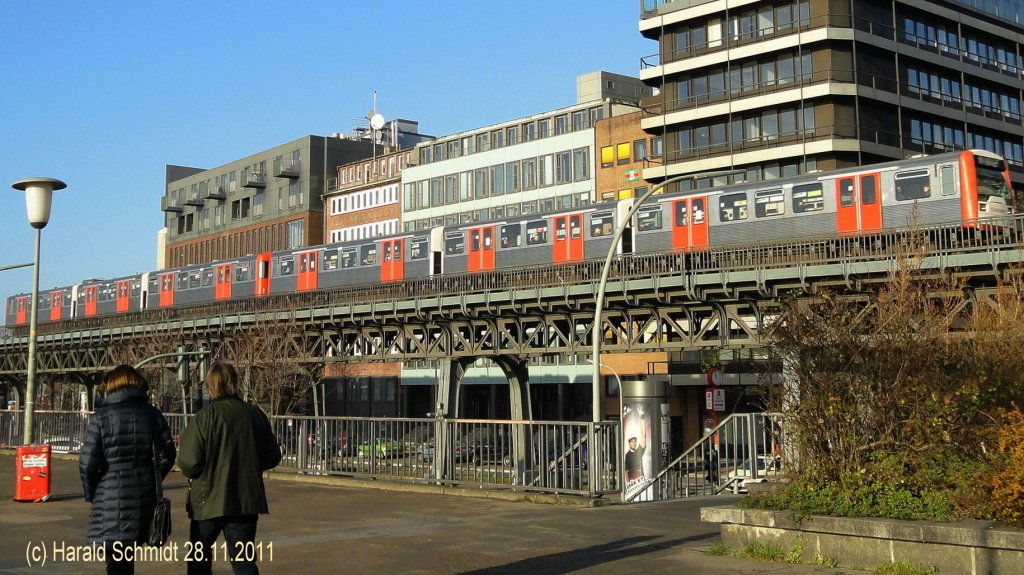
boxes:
[381,239,405,282]
[84,285,99,317]
[467,226,495,272]
[297,251,318,291]
[50,291,63,321]
[215,264,232,300]
[836,173,882,234]
[671,196,710,252]
[255,252,271,296]
[116,280,130,313]
[159,273,174,307]
[16,297,27,324]
[553,214,585,263]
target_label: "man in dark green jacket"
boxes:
[178,362,281,575]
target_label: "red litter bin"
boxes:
[14,445,51,502]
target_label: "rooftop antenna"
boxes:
[367,92,385,178]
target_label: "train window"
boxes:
[394,241,403,260]
[40,296,50,310]
[692,199,705,224]
[894,169,931,200]
[570,215,582,238]
[719,193,748,221]
[445,233,465,255]
[202,268,214,286]
[940,166,956,196]
[674,201,687,226]
[526,220,548,245]
[555,218,567,240]
[323,250,339,271]
[189,271,201,289]
[590,212,613,237]
[177,273,189,290]
[793,183,825,213]
[235,264,249,282]
[755,189,786,217]
[637,206,663,231]
[360,245,377,265]
[501,224,522,248]
[384,242,393,262]
[410,237,428,259]
[470,230,480,251]
[341,248,357,268]
[861,176,877,205]
[838,178,855,207]
[280,257,294,276]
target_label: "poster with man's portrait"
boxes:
[622,403,652,501]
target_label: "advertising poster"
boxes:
[622,403,652,501]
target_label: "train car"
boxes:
[267,231,437,296]
[146,255,260,311]
[632,149,1012,255]
[77,275,146,319]
[5,285,78,326]
[438,202,626,275]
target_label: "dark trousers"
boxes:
[187,515,260,575]
[106,555,133,575]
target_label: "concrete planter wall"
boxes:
[701,506,1024,574]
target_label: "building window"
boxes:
[286,219,304,249]
[633,139,647,162]
[573,148,589,181]
[601,146,614,168]
[616,142,631,165]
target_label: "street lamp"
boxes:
[12,177,67,445]
[591,169,742,422]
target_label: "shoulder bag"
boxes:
[148,411,172,547]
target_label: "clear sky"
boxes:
[0,1,653,307]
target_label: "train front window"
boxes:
[975,165,1010,204]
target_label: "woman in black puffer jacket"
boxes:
[80,365,176,575]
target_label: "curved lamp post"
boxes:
[12,177,67,445]
[591,169,742,422]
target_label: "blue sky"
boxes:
[0,1,653,306]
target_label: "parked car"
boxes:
[418,440,468,462]
[470,440,511,466]
[358,439,403,459]
[44,437,84,454]
[726,455,782,493]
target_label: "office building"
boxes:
[638,0,1024,191]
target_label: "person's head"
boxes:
[205,361,239,399]
[628,437,638,450]
[102,365,149,394]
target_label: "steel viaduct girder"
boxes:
[1,228,1022,378]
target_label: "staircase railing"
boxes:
[625,412,785,503]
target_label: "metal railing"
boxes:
[0,410,620,498]
[626,412,785,502]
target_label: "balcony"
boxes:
[183,191,204,206]
[205,184,227,200]
[243,171,267,188]
[161,196,183,212]
[274,158,301,178]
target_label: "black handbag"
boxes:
[147,417,172,547]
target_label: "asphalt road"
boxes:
[1,452,863,574]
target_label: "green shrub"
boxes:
[739,541,785,562]
[704,541,732,556]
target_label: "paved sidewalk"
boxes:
[1,452,864,574]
